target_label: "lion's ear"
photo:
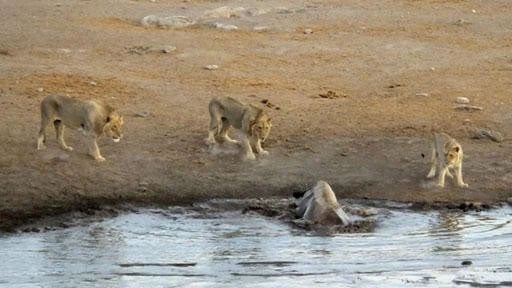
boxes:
[120,116,124,125]
[267,118,272,124]
[106,116,111,123]
[454,146,460,153]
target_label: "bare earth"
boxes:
[1,0,511,230]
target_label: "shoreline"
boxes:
[2,136,512,233]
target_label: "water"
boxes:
[1,201,511,288]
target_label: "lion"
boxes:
[36,95,124,161]
[206,96,272,160]
[294,181,351,226]
[426,132,468,188]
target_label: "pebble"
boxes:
[36,87,44,92]
[453,104,483,111]
[276,7,293,14]
[201,6,246,19]
[454,19,472,26]
[134,111,150,118]
[461,260,473,266]
[253,26,270,32]
[57,48,71,54]
[456,97,470,104]
[304,28,313,34]
[161,46,177,53]
[210,22,239,31]
[416,92,429,97]
[204,64,219,70]
[89,81,97,86]
[141,15,195,29]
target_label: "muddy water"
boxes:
[1,201,511,288]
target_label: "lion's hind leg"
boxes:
[54,120,73,151]
[37,115,51,150]
[219,120,239,145]
[206,102,222,147]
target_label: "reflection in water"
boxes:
[0,203,511,287]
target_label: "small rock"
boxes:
[134,111,150,118]
[470,128,504,143]
[319,90,346,99]
[201,6,246,19]
[454,19,472,26]
[141,15,195,29]
[36,87,44,92]
[416,92,429,97]
[161,46,177,53]
[461,260,472,266]
[456,97,470,104]
[246,8,270,17]
[57,48,71,54]
[89,81,97,86]
[209,22,238,31]
[204,64,219,70]
[253,26,270,32]
[453,104,483,111]
[387,84,403,88]
[471,9,477,13]
[276,7,293,14]
[304,28,313,34]
[507,197,512,206]
[430,67,436,71]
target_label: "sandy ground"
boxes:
[1,0,512,231]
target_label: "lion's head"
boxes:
[446,144,462,165]
[103,112,124,142]
[250,114,272,142]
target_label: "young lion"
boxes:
[206,96,272,160]
[37,95,124,161]
[426,132,468,188]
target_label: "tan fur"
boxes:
[426,132,468,188]
[206,96,272,160]
[37,95,124,161]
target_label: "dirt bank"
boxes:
[1,0,512,231]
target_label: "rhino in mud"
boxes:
[294,181,351,226]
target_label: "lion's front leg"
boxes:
[240,132,256,160]
[455,163,468,188]
[253,138,268,156]
[87,134,105,162]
